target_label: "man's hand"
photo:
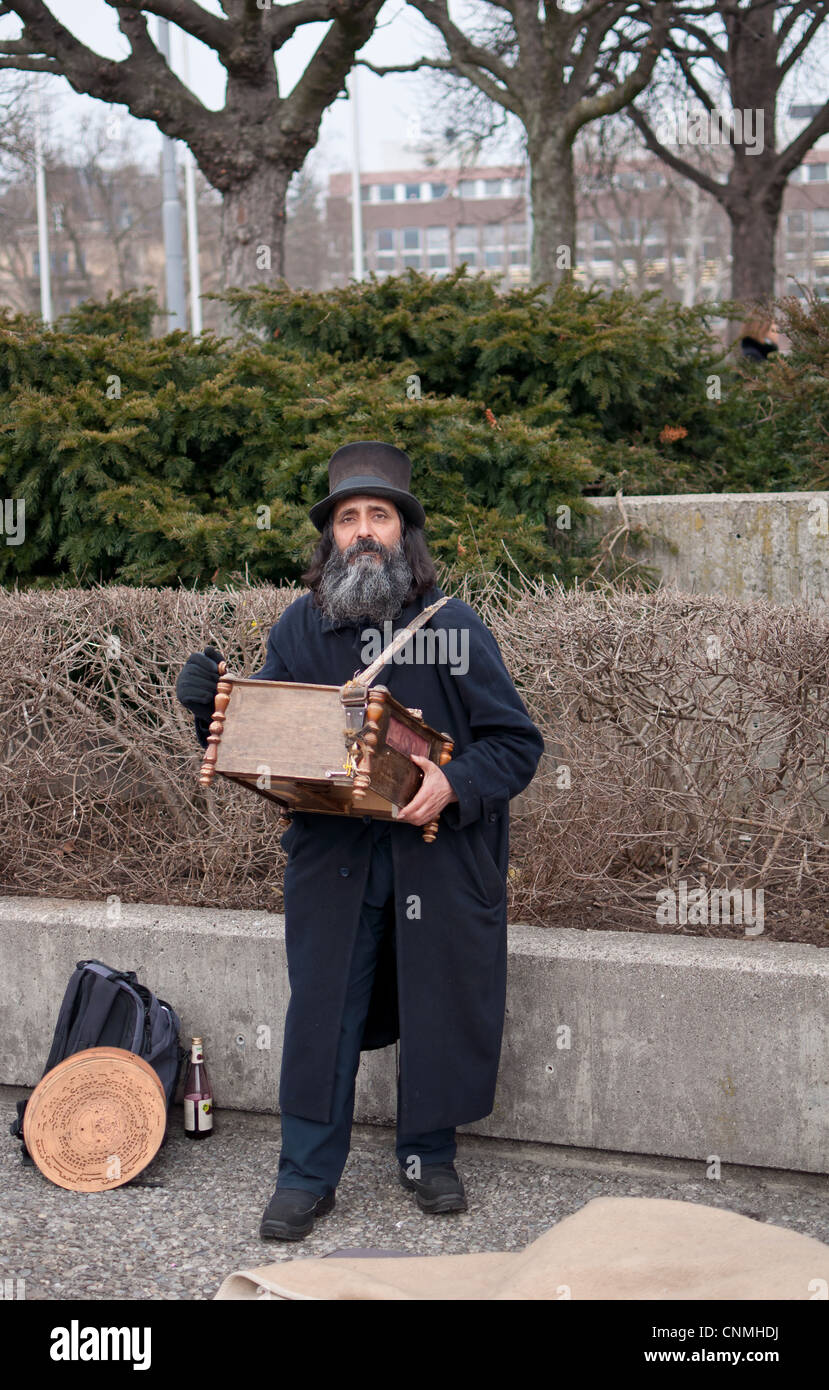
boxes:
[396,753,459,827]
[175,645,224,721]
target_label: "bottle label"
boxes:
[184,1099,213,1132]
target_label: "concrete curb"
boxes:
[1,896,826,1174]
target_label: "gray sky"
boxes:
[2,3,827,183]
[6,0,520,179]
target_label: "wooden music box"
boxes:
[198,674,455,843]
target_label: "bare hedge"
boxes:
[1,577,827,946]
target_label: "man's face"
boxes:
[318,493,412,624]
[332,495,402,560]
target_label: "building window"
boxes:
[807,163,828,181]
[34,250,70,275]
[402,227,422,266]
[426,225,449,267]
[455,224,478,267]
[458,179,478,198]
[430,182,447,199]
[483,223,504,266]
[786,211,806,257]
[593,221,612,244]
[483,179,503,197]
[378,183,396,201]
[814,208,829,252]
[361,184,371,201]
[619,217,638,242]
[507,221,527,266]
[404,183,421,200]
[375,227,396,270]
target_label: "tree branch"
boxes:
[778,7,828,78]
[356,55,453,76]
[664,40,719,112]
[406,0,517,89]
[1,2,220,147]
[279,0,388,147]
[776,0,824,48]
[668,17,727,67]
[567,2,671,139]
[261,0,358,49]
[627,104,729,203]
[106,0,229,54]
[774,99,829,176]
[567,3,631,103]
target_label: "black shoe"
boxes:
[398,1161,468,1214]
[259,1186,335,1241]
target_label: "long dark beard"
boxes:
[317,535,414,624]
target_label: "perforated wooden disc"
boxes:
[23,1047,167,1192]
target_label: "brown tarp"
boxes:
[213,1196,829,1300]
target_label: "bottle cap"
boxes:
[192,1036,203,1045]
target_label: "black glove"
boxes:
[175,645,224,723]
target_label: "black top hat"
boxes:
[308,441,426,531]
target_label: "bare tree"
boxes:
[358,0,671,290]
[576,115,731,302]
[0,0,385,294]
[628,0,829,302]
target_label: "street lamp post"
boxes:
[156,17,187,332]
[349,68,364,282]
[178,29,202,336]
[33,78,53,325]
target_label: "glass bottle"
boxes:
[183,1036,213,1139]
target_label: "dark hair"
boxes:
[301,506,438,604]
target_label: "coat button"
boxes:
[362,815,371,824]
[339,866,350,877]
[488,812,498,822]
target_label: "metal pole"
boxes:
[33,78,52,324]
[349,68,364,282]
[178,30,202,335]
[525,152,533,286]
[156,17,187,331]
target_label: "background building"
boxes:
[325,145,829,303]
[1,141,827,319]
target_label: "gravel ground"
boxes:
[2,1084,827,1301]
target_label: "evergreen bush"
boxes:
[1,275,825,590]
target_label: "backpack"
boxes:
[10,959,188,1164]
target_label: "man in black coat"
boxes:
[176,442,544,1240]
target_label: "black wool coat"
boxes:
[216,583,544,1133]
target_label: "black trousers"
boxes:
[276,823,457,1196]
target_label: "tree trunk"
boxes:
[221,161,292,290]
[722,1,779,305]
[528,129,576,293]
[729,197,779,304]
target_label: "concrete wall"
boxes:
[2,896,826,1175]
[584,492,829,602]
